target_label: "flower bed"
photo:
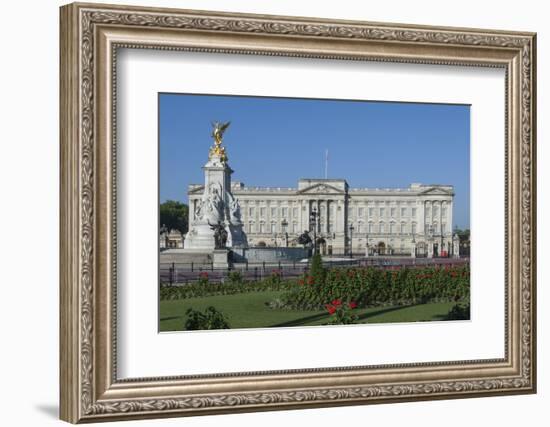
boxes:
[282,265,470,310]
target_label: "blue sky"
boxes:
[159,93,470,229]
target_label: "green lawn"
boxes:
[159,290,461,331]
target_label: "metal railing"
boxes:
[159,256,469,286]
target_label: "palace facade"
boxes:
[188,178,455,256]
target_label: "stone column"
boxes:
[418,200,425,235]
[427,239,434,258]
[453,234,460,258]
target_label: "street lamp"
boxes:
[365,233,369,256]
[349,223,355,259]
[309,207,318,255]
[281,218,289,247]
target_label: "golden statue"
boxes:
[209,121,230,162]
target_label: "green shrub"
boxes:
[160,276,296,300]
[444,303,470,320]
[227,270,243,284]
[184,306,230,330]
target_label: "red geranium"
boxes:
[306,275,315,285]
[331,299,342,307]
[325,304,336,315]
[348,301,358,309]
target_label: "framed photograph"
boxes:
[60,2,537,423]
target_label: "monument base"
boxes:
[212,249,230,269]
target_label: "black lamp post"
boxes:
[281,219,288,247]
[309,207,318,255]
[349,223,355,259]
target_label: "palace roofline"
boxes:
[188,180,454,194]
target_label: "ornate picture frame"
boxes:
[60,2,536,423]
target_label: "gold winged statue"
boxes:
[209,121,231,162]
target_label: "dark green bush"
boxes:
[184,306,230,330]
[309,252,326,285]
[227,270,243,284]
[444,303,471,320]
[160,277,296,300]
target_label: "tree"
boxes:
[160,200,189,234]
[309,252,326,285]
[455,228,470,243]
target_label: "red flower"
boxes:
[331,299,342,307]
[298,279,305,286]
[325,304,336,315]
[307,276,315,285]
[348,301,358,309]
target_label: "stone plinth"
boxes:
[212,249,230,269]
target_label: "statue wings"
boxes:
[211,121,231,139]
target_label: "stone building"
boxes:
[188,178,455,256]
[160,228,184,249]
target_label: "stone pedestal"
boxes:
[185,145,247,250]
[212,249,229,269]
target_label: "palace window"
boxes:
[433,206,439,217]
[249,207,255,217]
[349,207,355,217]
[380,222,385,233]
[271,207,277,217]
[380,207,385,217]
[260,207,266,218]
[442,223,447,233]
[248,222,254,233]
[259,223,265,233]
[412,222,417,234]
[271,223,276,233]
[412,207,417,217]
[368,222,374,233]
[401,222,407,234]
[293,207,298,218]
[292,223,298,233]
[368,207,374,217]
[358,207,364,217]
[401,207,407,216]
[282,221,288,232]
[390,207,396,217]
[281,207,288,218]
[357,223,363,233]
[389,222,395,234]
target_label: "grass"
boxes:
[159,290,461,332]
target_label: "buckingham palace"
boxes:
[188,178,455,257]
